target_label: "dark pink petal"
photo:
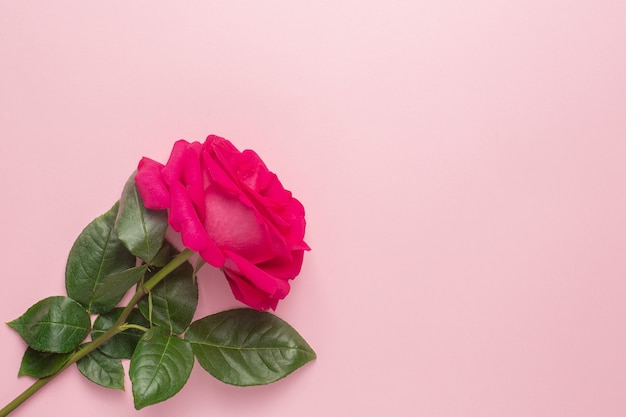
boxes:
[223,250,290,299]
[203,188,275,264]
[207,135,240,169]
[253,167,291,206]
[241,182,294,234]
[235,150,271,192]
[161,140,192,185]
[283,198,308,246]
[202,149,239,193]
[208,136,265,194]
[264,223,292,260]
[167,181,210,251]
[256,250,305,279]
[182,142,206,222]
[253,205,308,259]
[198,241,225,268]
[223,269,279,311]
[135,158,169,209]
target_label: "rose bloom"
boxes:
[135,135,309,310]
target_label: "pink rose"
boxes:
[135,135,309,310]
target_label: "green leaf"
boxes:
[184,309,316,386]
[18,348,73,378]
[149,241,178,268]
[65,202,137,313]
[115,173,168,263]
[129,327,193,409]
[92,308,150,359]
[90,265,148,313]
[7,296,91,353]
[138,261,197,335]
[77,348,125,390]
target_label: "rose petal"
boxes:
[167,182,209,248]
[203,187,275,264]
[182,142,206,222]
[202,148,239,193]
[223,250,290,299]
[235,150,271,192]
[161,139,192,185]
[198,241,225,268]
[283,198,309,246]
[256,250,305,280]
[223,269,279,311]
[207,135,240,168]
[135,158,169,209]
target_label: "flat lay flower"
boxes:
[1,135,315,416]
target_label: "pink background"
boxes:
[1,1,626,416]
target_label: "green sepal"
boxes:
[115,172,168,263]
[18,348,73,378]
[7,296,91,353]
[185,309,316,386]
[92,308,150,359]
[77,347,125,390]
[138,261,197,335]
[129,327,194,409]
[65,202,136,313]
